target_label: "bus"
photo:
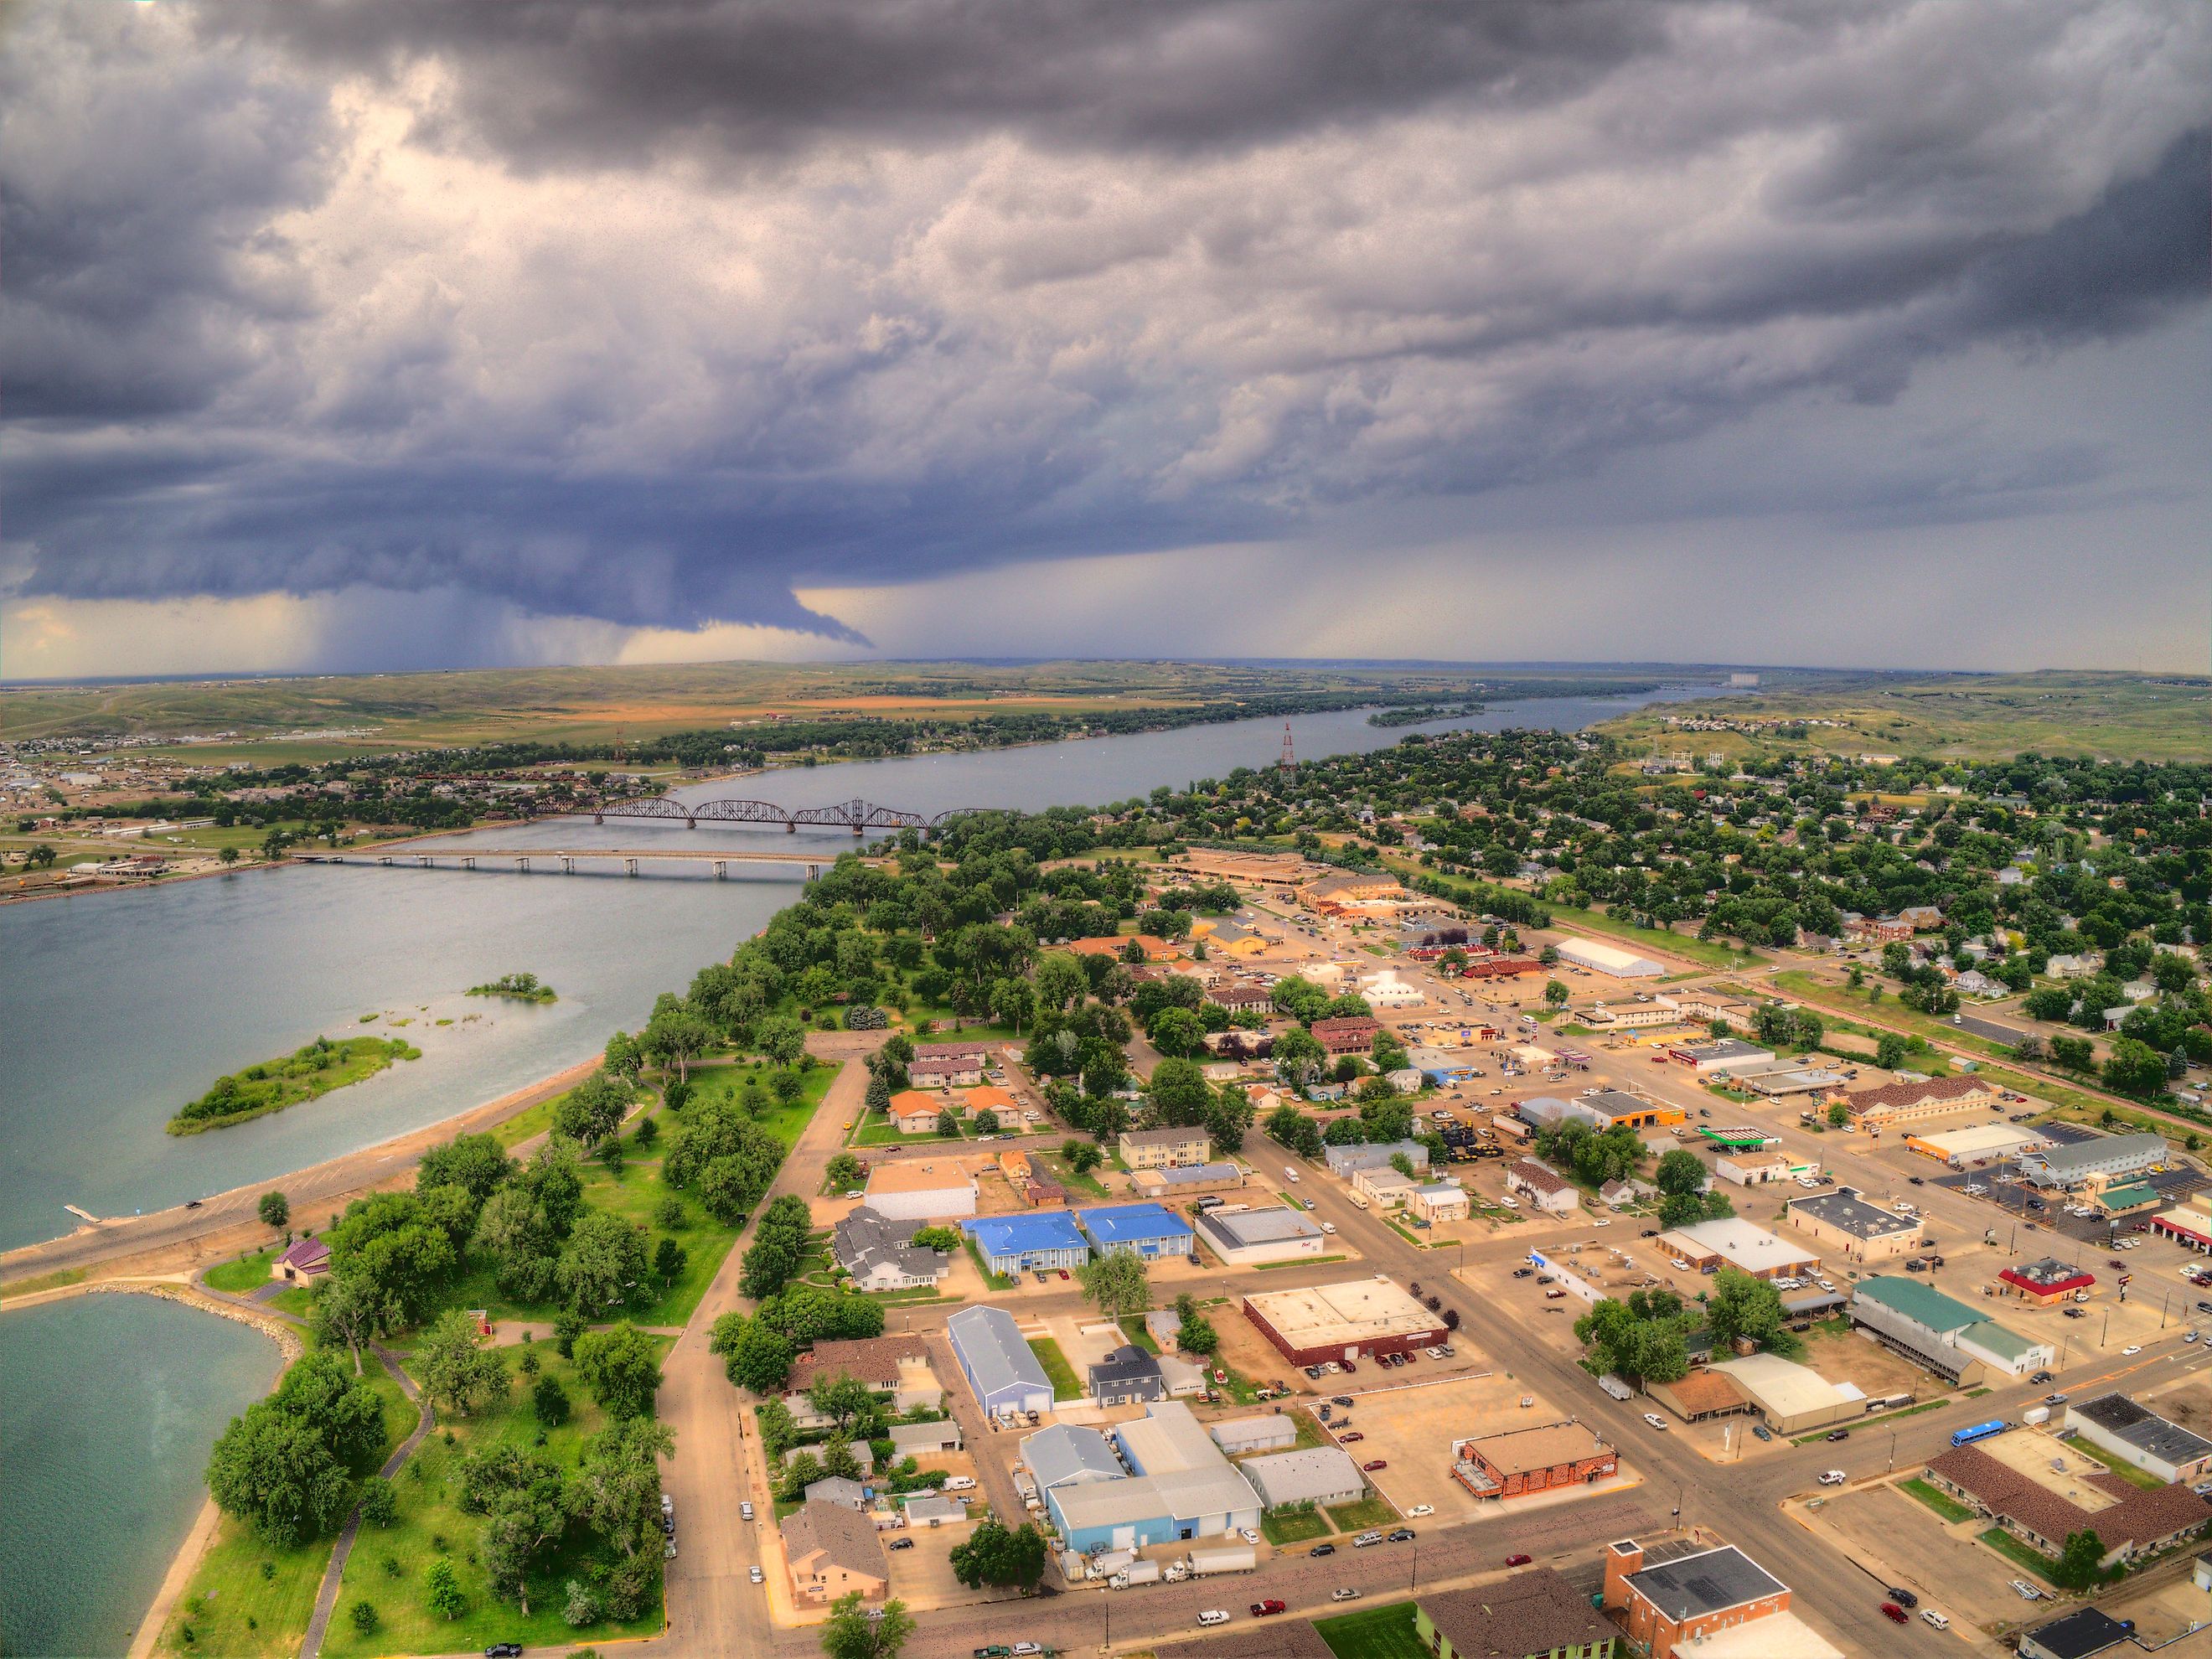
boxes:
[1951,1419,2008,1449]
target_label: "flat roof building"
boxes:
[1129,1161,1243,1197]
[1784,1186,1920,1263]
[1997,1258,2096,1305]
[1077,1202,1195,1258]
[1323,1140,1429,1176]
[1195,1205,1326,1266]
[963,1212,1089,1276]
[1208,1414,1299,1455]
[946,1305,1053,1419]
[1667,1038,1777,1074]
[1243,1278,1447,1366]
[1418,1572,1620,1659]
[1656,1218,1820,1279]
[1452,1423,1617,1501]
[2068,1393,2212,1485]
[1042,1401,1262,1554]
[2018,1609,2138,1659]
[1708,1354,1863,1434]
[1556,937,1664,978]
[1603,1538,1796,1659]
[862,1159,978,1221]
[1240,1446,1367,1509]
[1904,1121,2053,1165]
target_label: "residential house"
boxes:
[831,1208,953,1293]
[1505,1159,1580,1216]
[271,1238,332,1284]
[887,1090,950,1134]
[781,1501,890,1605]
[785,1336,940,1429]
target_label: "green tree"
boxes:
[604,1030,643,1080]
[2055,1528,2109,1591]
[349,1598,379,1636]
[2102,1036,2169,1101]
[556,1070,634,1148]
[1034,952,1088,1016]
[807,1374,883,1438]
[709,1312,795,1394]
[948,1519,1048,1590]
[258,1191,290,1230]
[572,1322,664,1419]
[909,1225,960,1252]
[1148,1006,1205,1059]
[217,845,240,868]
[1826,1101,1851,1128]
[559,1212,650,1312]
[1874,1031,1908,1070]
[820,1591,915,1659]
[357,1476,397,1528]
[1060,1139,1104,1175]
[204,1351,386,1546]
[423,1556,466,1620]
[654,1236,688,1286]
[1148,1057,1212,1125]
[1705,1269,1789,1354]
[310,1269,382,1376]
[533,1371,572,1427]
[1173,1292,1219,1356]
[1077,1249,1150,1320]
[416,1310,509,1417]
[1653,1149,1706,1198]
[825,1151,865,1188]
[2051,1034,2096,1073]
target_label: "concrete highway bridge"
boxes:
[589,794,985,833]
[297,846,880,879]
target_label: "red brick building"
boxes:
[1452,1423,1617,1500]
[1310,1016,1382,1055]
[1603,1538,1793,1659]
[1460,957,1539,979]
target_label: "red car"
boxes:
[1057,1269,1069,1280]
[1504,1553,1532,1568]
[1339,1431,1364,1442]
[1248,1600,1286,1617]
[1363,1459,1388,1471]
[1879,1604,1907,1625]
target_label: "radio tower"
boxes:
[1279,720,1295,775]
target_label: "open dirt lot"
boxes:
[1796,1323,1945,1401]
[1806,1481,2044,1635]
[1213,1299,1305,1393]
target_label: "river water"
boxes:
[0,684,1705,1653]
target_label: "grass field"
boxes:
[158,1364,415,1659]
[319,1349,662,1658]
[1260,1507,1331,1545]
[1027,1337,1083,1401]
[1899,1477,1975,1523]
[2067,1436,2168,1490]
[1537,899,1764,969]
[1977,1526,2059,1583]
[1324,1497,1398,1532]
[205,1248,281,1294]
[0,1266,85,1300]
[1315,1600,1427,1659]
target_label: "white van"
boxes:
[943,1476,977,1492]
[1920,1610,1949,1630]
[1348,1191,1370,1210]
[1286,1168,1300,1183]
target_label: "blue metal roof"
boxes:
[1078,1202,1193,1243]
[964,1212,1088,1254]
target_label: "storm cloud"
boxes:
[3,0,2207,663]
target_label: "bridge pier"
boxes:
[624,857,638,876]
[416,855,430,867]
[462,855,476,871]
[713,861,726,880]
[685,816,696,829]
[592,812,604,825]
[516,856,530,873]
[785,821,796,833]
[561,856,575,874]
[379,855,394,866]
[806,863,820,879]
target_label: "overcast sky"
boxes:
[4,0,2208,680]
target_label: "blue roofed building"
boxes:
[1078,1202,1196,1258]
[963,1212,1091,1276]
[946,1305,1054,1419]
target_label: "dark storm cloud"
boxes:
[214,0,1680,162]
[3,0,2208,652]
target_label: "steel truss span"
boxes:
[590,797,989,832]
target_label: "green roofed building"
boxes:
[2100,1183,2163,1215]
[1851,1275,2054,1382]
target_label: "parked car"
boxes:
[1825,1429,1851,1442]
[1240,1528,1261,1546]
[1819,1470,1847,1486]
[1363,1459,1388,1471]
[485,1647,524,1659]
[739,1501,754,1522]
[1921,1610,1950,1630]
[1504,1553,1532,1567]
[1752,1424,1773,1442]
[750,1565,765,1584]
[1249,1600,1287,1616]
[1197,1611,1231,1627]
[1331,1588,1362,1601]
[1333,1395,1356,1408]
[1407,1503,1434,1517]
[1388,1528,1416,1542]
[1354,1531,1385,1547]
[1641,1413,1668,1429]
[1340,1432,1364,1442]
[890,1538,916,1551]
[1311,1543,1336,1558]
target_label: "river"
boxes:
[0,683,1706,1654]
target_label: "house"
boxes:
[963,1212,1090,1276]
[886,1089,949,1134]
[2067,1393,2212,1485]
[781,1500,889,1605]
[1452,1423,1617,1500]
[1844,1073,2009,1132]
[1067,933,1179,962]
[1921,1443,2212,1569]
[862,1160,978,1221]
[804,1476,868,1510]
[963,1084,1020,1122]
[1117,1125,1212,1170]
[1603,1538,1817,1659]
[271,1237,332,1284]
[831,1207,953,1292]
[1845,914,1915,945]
[785,1336,941,1428]
[1077,1202,1195,1259]
[1896,904,1945,931]
[900,1493,965,1527]
[1412,1181,1470,1222]
[912,1039,994,1078]
[1353,1166,1420,1208]
[2046,954,2101,979]
[1656,1218,1819,1279]
[996,1147,1032,1184]
[1505,1159,1580,1215]
[946,1305,1054,1418]
[1240,1446,1367,1509]
[1416,1572,1619,1659]
[1309,1016,1382,1055]
[1088,1344,1166,1407]
[1129,1161,1245,1199]
[888,1419,964,1459]
[1206,979,1275,1012]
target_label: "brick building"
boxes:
[1602,1538,1795,1659]
[1452,1423,1617,1500]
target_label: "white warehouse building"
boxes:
[1554,936,1665,978]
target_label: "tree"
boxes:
[948,1519,1048,1590]
[654,1236,688,1286]
[417,1133,514,1204]
[1826,1101,1851,1129]
[643,997,717,1081]
[2102,1036,2169,1101]
[1077,1249,1150,1320]
[1148,1057,1212,1126]
[1148,1006,1205,1059]
[358,1476,397,1528]
[1705,1269,1789,1354]
[533,1371,572,1427]
[1543,979,1570,1008]
[1652,1149,1706,1198]
[204,1351,386,1546]
[327,1190,459,1332]
[556,1070,634,1148]
[808,1374,882,1438]
[258,1191,291,1230]
[935,1107,960,1138]
[604,1030,643,1080]
[1173,1292,1218,1356]
[820,1592,915,1659]
[310,1270,382,1375]
[710,1312,795,1394]
[559,1212,651,1312]
[217,845,240,868]
[423,1556,466,1620]
[1061,1138,1104,1175]
[825,1151,864,1189]
[573,1322,664,1419]
[1267,1103,1324,1159]
[2056,1529,2109,1591]
[909,1225,961,1252]
[2051,1035,2096,1073]
[349,1599,379,1636]
[1874,1032,1908,1071]
[417,1310,509,1417]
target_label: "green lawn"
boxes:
[158,1363,416,1659]
[1899,1478,1974,1523]
[854,1119,963,1145]
[1536,900,1763,970]
[1254,1253,1350,1270]
[1038,1152,1110,1198]
[1977,1526,2059,1583]
[1026,1337,1083,1402]
[1118,1315,1162,1354]
[321,1349,662,1658]
[2067,1437,2168,1490]
[1315,1600,1428,1659]
[205,1247,281,1294]
[964,1238,1017,1291]
[1260,1507,1331,1545]
[1324,1496,1398,1532]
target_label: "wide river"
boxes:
[0,685,1705,1655]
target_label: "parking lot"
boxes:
[1806,1479,2043,1634]
[1311,1372,1578,1526]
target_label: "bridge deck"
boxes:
[299,848,881,866]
